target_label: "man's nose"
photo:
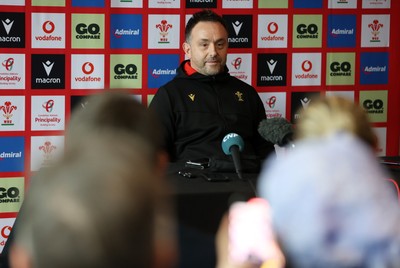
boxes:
[208,43,217,57]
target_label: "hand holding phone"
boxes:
[228,198,285,267]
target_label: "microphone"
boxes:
[222,133,244,180]
[258,117,294,147]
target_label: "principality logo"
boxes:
[2,57,13,71]
[368,19,383,42]
[42,99,55,113]
[156,20,172,44]
[267,96,277,109]
[0,101,17,126]
[231,57,242,70]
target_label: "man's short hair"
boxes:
[185,9,228,42]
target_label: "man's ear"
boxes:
[10,244,32,268]
[182,42,191,58]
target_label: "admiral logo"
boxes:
[74,62,101,82]
[114,28,140,38]
[331,28,354,36]
[114,64,138,79]
[0,13,24,48]
[257,53,286,87]
[327,15,356,48]
[368,19,383,42]
[363,99,384,114]
[0,187,20,204]
[0,151,22,160]
[0,137,24,172]
[364,65,387,74]
[110,14,142,49]
[151,68,176,78]
[360,52,388,85]
[0,101,17,126]
[330,61,351,76]
[31,54,65,89]
[296,24,319,39]
[76,23,101,39]
[156,20,172,44]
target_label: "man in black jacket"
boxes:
[149,9,274,173]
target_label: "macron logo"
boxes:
[267,59,277,74]
[42,60,54,76]
[2,19,14,35]
[232,21,243,36]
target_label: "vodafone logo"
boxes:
[82,62,94,75]
[231,57,242,70]
[267,22,278,34]
[42,21,55,34]
[1,226,12,239]
[301,60,312,72]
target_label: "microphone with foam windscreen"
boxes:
[222,133,244,180]
[258,117,294,147]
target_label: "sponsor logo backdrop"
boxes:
[0,0,399,248]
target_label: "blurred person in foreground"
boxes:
[149,9,274,173]
[8,92,178,268]
[257,96,400,267]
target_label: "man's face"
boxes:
[183,21,228,76]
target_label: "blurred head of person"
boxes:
[10,92,177,268]
[295,95,378,151]
[258,133,400,268]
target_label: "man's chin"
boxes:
[204,67,222,76]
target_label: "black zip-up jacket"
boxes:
[149,60,275,173]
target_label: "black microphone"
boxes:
[221,133,244,180]
[258,117,294,147]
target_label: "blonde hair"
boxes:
[296,96,377,149]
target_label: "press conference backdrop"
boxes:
[0,0,399,251]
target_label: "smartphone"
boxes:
[200,172,230,182]
[185,158,210,169]
[228,198,285,266]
